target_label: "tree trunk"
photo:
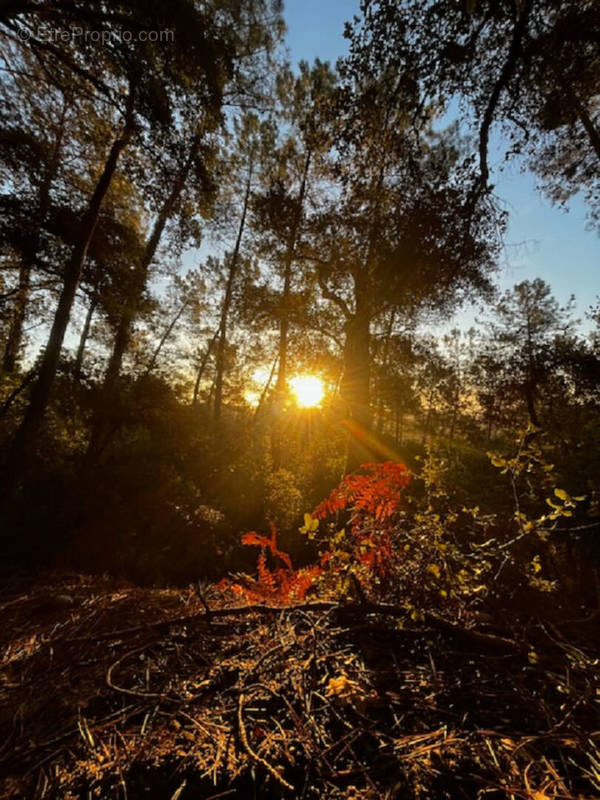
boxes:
[144,300,187,377]
[2,262,31,373]
[341,282,372,471]
[85,130,202,462]
[374,309,395,434]
[524,380,540,428]
[6,89,135,484]
[276,151,311,392]
[213,154,253,422]
[192,330,219,407]
[270,151,311,469]
[2,99,68,373]
[421,389,435,446]
[254,353,278,418]
[576,99,600,163]
[73,293,98,380]
[103,131,202,396]
[449,390,459,442]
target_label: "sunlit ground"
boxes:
[289,374,325,408]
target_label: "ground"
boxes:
[0,572,598,799]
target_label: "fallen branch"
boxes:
[238,691,293,791]
[67,599,519,654]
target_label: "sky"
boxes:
[282,0,599,328]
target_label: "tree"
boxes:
[1,0,285,486]
[1,0,240,486]
[305,60,501,467]
[213,114,270,422]
[248,60,336,464]
[347,0,600,225]
[484,279,576,430]
[0,56,72,373]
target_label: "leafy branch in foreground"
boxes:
[219,439,590,623]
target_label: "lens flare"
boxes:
[289,374,324,408]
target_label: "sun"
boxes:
[289,374,325,408]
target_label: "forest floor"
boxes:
[0,572,599,799]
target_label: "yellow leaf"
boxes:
[528,651,539,665]
[554,488,568,501]
[325,675,362,700]
[426,564,441,579]
[299,512,319,535]
[326,675,351,696]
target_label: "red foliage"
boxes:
[241,522,293,571]
[314,462,410,522]
[315,462,411,592]
[221,462,410,605]
[224,521,322,605]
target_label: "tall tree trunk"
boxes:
[374,309,396,434]
[339,153,386,472]
[5,89,135,485]
[192,329,219,407]
[524,380,540,428]
[86,130,202,462]
[555,76,600,163]
[449,382,460,442]
[576,100,600,163]
[254,353,278,418]
[421,388,435,446]
[213,154,253,422]
[341,279,372,471]
[276,151,311,392]
[2,263,31,373]
[104,131,202,396]
[524,310,541,432]
[2,99,68,373]
[271,151,311,469]
[73,293,97,380]
[143,300,187,377]
[395,406,404,447]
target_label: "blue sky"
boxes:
[283,0,599,327]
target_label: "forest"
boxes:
[0,1,599,798]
